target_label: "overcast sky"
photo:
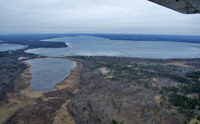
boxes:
[0,0,200,35]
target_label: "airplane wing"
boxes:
[148,0,200,14]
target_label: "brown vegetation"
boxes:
[0,58,83,124]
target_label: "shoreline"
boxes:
[0,57,83,124]
[55,60,83,91]
[0,56,200,123]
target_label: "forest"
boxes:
[67,56,200,124]
[0,49,37,97]
[0,34,70,49]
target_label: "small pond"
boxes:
[26,58,76,91]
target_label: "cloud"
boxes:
[0,0,200,35]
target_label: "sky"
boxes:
[0,0,200,35]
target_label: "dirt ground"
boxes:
[0,59,83,124]
[189,116,200,124]
[165,61,196,69]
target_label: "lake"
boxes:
[26,58,76,91]
[0,43,24,51]
[25,36,200,59]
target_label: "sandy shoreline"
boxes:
[0,58,83,124]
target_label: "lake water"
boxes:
[0,44,24,51]
[26,58,76,91]
[25,36,200,59]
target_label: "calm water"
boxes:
[0,44,24,51]
[26,58,76,91]
[25,36,200,59]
